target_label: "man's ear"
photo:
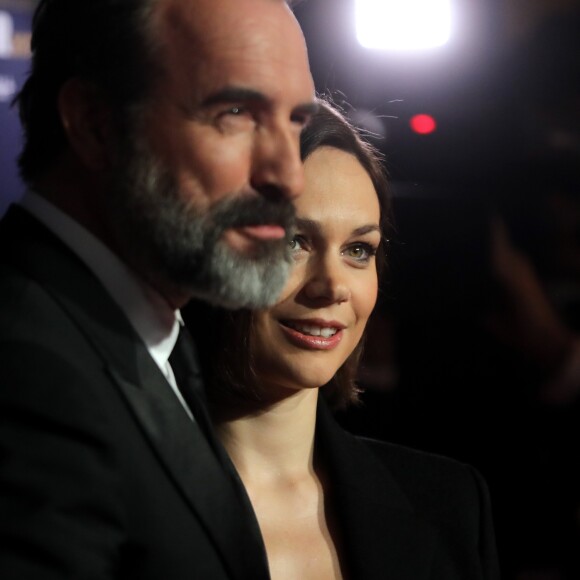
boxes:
[57,78,117,171]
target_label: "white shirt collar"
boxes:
[19,192,181,378]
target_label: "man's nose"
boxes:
[250,124,304,201]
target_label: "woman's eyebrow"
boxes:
[294,217,319,232]
[294,219,380,237]
[352,224,381,236]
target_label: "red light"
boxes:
[410,114,437,135]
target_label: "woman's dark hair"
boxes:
[185,98,390,411]
[299,100,391,276]
[14,0,159,184]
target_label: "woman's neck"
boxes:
[214,388,346,580]
[213,388,319,485]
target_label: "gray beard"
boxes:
[106,138,295,309]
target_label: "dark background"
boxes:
[293,2,580,578]
[2,1,580,577]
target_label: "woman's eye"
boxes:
[289,237,304,252]
[344,243,376,263]
[349,245,366,258]
[289,236,310,259]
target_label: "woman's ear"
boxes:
[57,78,116,171]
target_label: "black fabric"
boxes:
[169,323,237,466]
[169,323,210,431]
[316,400,501,579]
[169,324,203,397]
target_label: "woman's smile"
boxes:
[278,318,346,350]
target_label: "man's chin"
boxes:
[184,244,291,310]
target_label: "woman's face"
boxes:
[250,146,381,396]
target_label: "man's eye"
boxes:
[226,106,244,116]
[215,106,255,132]
[292,112,311,128]
[216,106,249,119]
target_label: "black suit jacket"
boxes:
[0,206,269,579]
[316,401,501,579]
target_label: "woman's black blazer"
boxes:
[316,401,501,579]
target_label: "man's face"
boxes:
[108,0,316,309]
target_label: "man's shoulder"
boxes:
[0,204,107,341]
[0,227,72,336]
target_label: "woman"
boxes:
[186,100,500,579]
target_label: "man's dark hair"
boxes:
[184,99,391,411]
[15,0,159,184]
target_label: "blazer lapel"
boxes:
[107,366,269,580]
[317,401,437,580]
[2,207,270,580]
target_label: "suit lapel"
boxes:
[107,367,269,580]
[317,401,437,580]
[1,207,270,580]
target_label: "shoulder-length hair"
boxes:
[185,98,390,411]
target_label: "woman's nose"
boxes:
[303,261,351,305]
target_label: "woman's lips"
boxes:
[279,321,344,350]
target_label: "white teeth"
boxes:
[285,321,339,338]
[320,327,337,338]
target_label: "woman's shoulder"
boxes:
[339,436,500,579]
[359,435,482,483]
[318,408,500,577]
[356,435,492,528]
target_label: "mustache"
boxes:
[205,194,296,233]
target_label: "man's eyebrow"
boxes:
[201,86,268,107]
[200,86,319,116]
[293,101,320,117]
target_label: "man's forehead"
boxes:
[151,0,313,103]
[155,0,292,42]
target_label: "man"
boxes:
[0,0,315,577]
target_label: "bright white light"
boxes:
[356,0,452,50]
[0,11,14,58]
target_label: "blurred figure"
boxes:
[486,201,580,580]
[488,216,580,406]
